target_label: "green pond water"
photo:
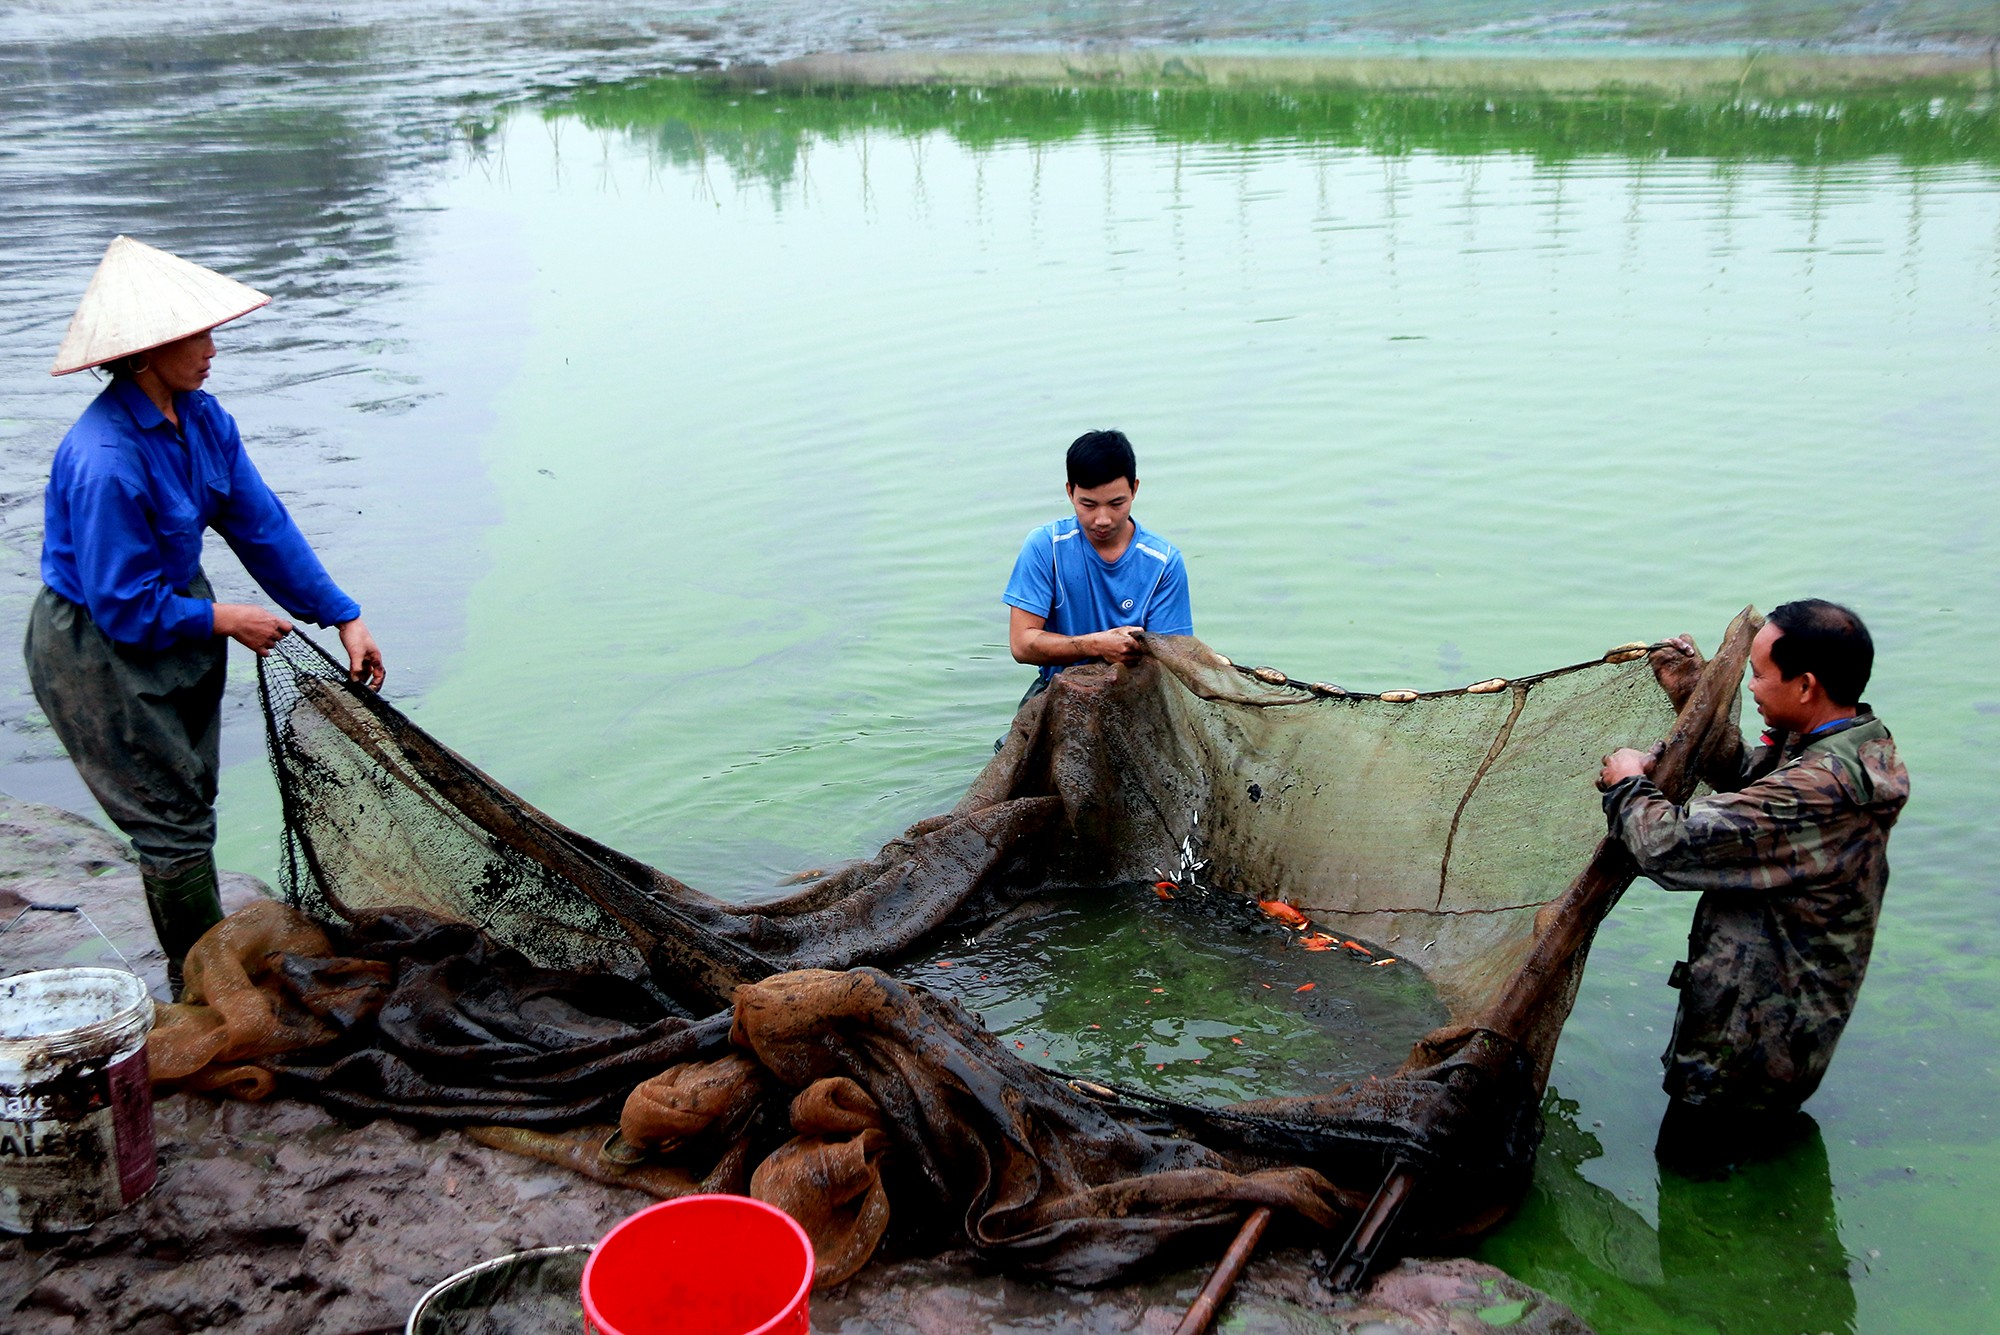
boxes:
[909,881,1449,1106]
[228,75,1999,1333]
[4,31,1999,1333]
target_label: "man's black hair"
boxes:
[1767,599,1874,707]
[1067,430,1137,490]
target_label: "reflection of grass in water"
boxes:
[910,882,1448,1104]
[550,67,2000,191]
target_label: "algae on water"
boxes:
[914,881,1452,1104]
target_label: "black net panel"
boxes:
[261,665,644,977]
[258,639,775,1011]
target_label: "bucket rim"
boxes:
[405,1242,595,1335]
[581,1194,814,1335]
[0,967,153,1064]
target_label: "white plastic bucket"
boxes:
[0,967,157,1233]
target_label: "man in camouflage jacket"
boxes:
[1597,601,1909,1131]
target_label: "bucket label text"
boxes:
[0,1093,53,1120]
[0,1120,100,1160]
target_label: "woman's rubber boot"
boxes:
[140,852,224,1000]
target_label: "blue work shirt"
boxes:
[39,379,359,650]
[1003,517,1193,681]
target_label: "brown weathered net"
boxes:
[216,617,1751,1283]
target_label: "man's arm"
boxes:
[1601,761,1863,896]
[1009,607,1146,668]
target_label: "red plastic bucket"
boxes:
[581,1194,813,1335]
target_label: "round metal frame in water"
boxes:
[406,1244,593,1335]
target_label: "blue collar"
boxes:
[1762,712,1865,750]
[108,377,178,431]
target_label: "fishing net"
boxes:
[149,898,730,1121]
[228,616,1753,1282]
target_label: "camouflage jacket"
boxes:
[1602,710,1909,1111]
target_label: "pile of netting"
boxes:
[150,616,1754,1286]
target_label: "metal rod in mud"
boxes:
[1171,1205,1273,1335]
[1325,1163,1419,1294]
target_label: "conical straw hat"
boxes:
[50,236,271,376]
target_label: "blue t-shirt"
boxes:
[1003,517,1193,679]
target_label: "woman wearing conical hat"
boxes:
[25,236,385,995]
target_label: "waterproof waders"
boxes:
[139,852,225,994]
[24,576,229,988]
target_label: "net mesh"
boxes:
[251,618,1752,1263]
[1009,640,1677,1026]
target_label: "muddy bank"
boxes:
[1,793,1590,1333]
[0,1085,1587,1335]
[0,1095,655,1334]
[1,796,270,1000]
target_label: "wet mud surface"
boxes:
[821,1251,1591,1333]
[0,1086,1588,1334]
[0,1095,652,1334]
[2,795,1591,1332]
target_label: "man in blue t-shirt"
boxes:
[1003,430,1193,694]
